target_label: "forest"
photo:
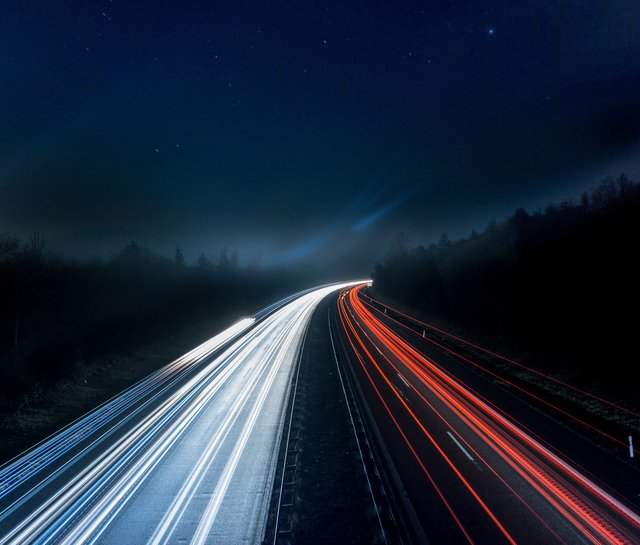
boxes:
[2,173,638,423]
[0,239,301,404]
[372,174,640,398]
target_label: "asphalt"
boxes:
[0,284,360,545]
[269,294,384,545]
[335,286,640,545]
[3,282,636,545]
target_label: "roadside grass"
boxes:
[0,312,248,465]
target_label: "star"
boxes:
[487,27,496,36]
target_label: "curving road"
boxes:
[336,284,640,544]
[0,282,363,545]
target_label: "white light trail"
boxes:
[0,282,366,545]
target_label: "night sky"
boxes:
[2,1,640,274]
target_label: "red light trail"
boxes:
[337,285,640,544]
[362,292,639,421]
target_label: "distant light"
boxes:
[487,27,495,36]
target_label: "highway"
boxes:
[0,282,362,545]
[336,284,640,545]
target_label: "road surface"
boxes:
[335,284,640,544]
[0,282,362,545]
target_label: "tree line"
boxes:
[0,237,296,401]
[372,174,640,397]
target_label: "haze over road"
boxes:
[0,282,362,545]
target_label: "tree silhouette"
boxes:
[174,245,185,266]
[0,235,309,404]
[372,174,640,396]
[22,233,46,268]
[197,253,212,268]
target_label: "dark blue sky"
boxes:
[2,1,639,273]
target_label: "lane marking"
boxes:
[397,373,411,390]
[446,432,475,462]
